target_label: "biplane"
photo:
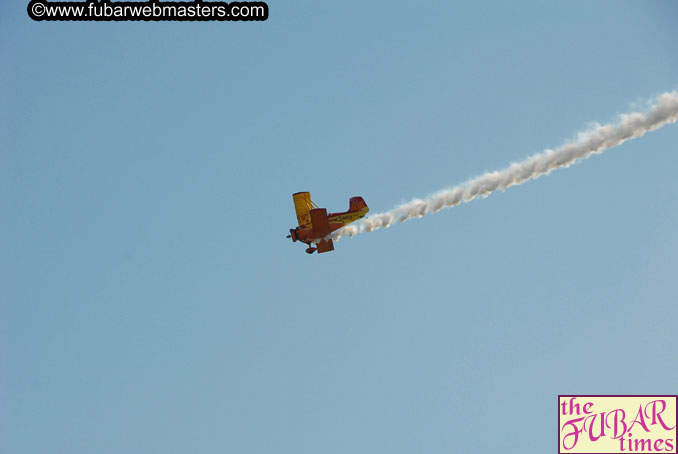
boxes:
[287,192,369,254]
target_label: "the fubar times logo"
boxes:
[559,396,677,453]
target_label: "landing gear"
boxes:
[305,247,317,254]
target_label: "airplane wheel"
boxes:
[305,247,316,254]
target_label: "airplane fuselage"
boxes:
[292,205,368,244]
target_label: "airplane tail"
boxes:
[349,196,368,212]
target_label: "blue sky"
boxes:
[2,1,677,453]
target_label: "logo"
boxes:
[559,396,677,453]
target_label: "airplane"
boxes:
[287,192,369,254]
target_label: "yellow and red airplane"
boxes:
[287,192,369,254]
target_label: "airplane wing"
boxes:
[293,192,315,226]
[317,238,334,253]
[310,207,334,253]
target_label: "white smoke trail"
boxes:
[333,91,678,240]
